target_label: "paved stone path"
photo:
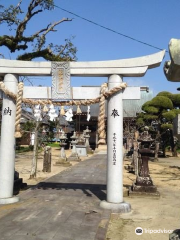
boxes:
[0,154,111,240]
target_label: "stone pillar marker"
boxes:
[0,74,19,204]
[100,74,131,212]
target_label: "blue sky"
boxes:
[1,0,180,96]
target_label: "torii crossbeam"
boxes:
[0,50,164,76]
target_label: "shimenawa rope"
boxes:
[0,82,127,140]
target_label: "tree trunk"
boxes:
[30,121,40,179]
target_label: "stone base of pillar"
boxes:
[67,153,81,162]
[0,196,19,205]
[100,200,131,212]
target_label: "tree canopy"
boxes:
[136,91,180,131]
[0,0,77,61]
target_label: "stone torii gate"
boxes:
[0,50,165,212]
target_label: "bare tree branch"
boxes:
[15,0,23,12]
[37,18,72,50]
[15,0,42,39]
[0,1,77,61]
[15,0,56,39]
[0,0,24,25]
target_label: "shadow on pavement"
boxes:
[33,182,107,200]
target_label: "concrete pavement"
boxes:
[0,153,111,240]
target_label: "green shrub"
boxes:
[162,111,177,121]
[157,91,172,98]
[142,105,159,114]
[47,142,60,148]
[160,123,173,130]
[16,146,33,153]
[136,118,145,126]
[170,94,180,106]
[151,96,173,110]
[143,114,158,120]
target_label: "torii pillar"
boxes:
[0,50,165,207]
[0,74,19,204]
[100,74,129,210]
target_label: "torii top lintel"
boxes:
[0,50,165,77]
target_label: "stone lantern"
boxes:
[83,126,93,154]
[67,131,81,161]
[54,130,71,167]
[129,127,159,197]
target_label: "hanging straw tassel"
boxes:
[87,105,91,121]
[60,106,65,115]
[43,105,49,112]
[76,105,82,114]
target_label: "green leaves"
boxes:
[161,123,173,131]
[38,0,55,10]
[157,91,172,98]
[142,105,159,114]
[170,94,180,106]
[136,92,180,132]
[0,4,21,27]
[150,96,173,110]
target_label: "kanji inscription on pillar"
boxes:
[112,133,117,165]
[111,109,119,118]
[3,107,12,116]
[52,62,71,99]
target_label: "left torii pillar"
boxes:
[0,74,19,204]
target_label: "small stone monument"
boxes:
[124,131,139,174]
[42,146,51,172]
[125,140,139,173]
[67,131,81,162]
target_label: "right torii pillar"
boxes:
[100,74,129,211]
[100,51,165,212]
